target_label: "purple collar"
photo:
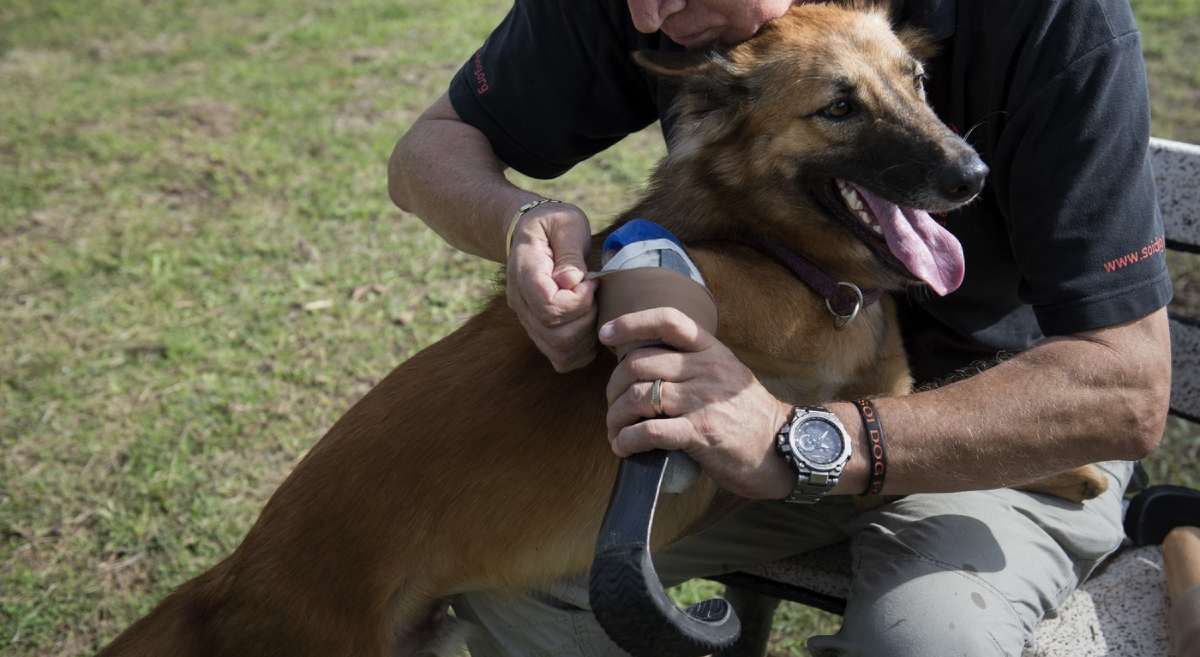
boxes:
[743,234,882,330]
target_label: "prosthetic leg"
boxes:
[587,220,739,657]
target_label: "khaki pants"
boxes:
[453,461,1132,657]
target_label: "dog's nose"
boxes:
[938,158,989,203]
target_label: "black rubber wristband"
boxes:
[854,399,887,496]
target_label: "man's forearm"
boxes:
[828,308,1171,495]
[388,93,543,263]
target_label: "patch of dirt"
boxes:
[0,48,73,79]
[83,32,183,63]
[346,47,389,64]
[333,93,382,133]
[152,97,243,141]
[128,97,260,213]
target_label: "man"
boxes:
[389,0,1173,654]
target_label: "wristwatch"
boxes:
[775,405,852,504]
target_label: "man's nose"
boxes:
[628,0,687,34]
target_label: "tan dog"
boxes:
[97,3,1106,655]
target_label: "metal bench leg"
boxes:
[714,586,781,657]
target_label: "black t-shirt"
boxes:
[447,0,1172,385]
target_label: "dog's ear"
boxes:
[631,49,752,148]
[895,25,938,63]
[632,49,745,90]
[832,0,936,60]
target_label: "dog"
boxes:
[97,2,1107,655]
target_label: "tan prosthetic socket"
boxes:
[594,267,719,360]
[593,266,719,494]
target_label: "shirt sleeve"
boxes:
[447,0,661,179]
[987,0,1172,336]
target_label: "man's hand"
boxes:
[600,307,796,500]
[506,203,599,372]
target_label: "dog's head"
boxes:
[637,1,986,296]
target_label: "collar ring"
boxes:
[826,281,864,330]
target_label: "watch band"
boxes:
[784,469,836,504]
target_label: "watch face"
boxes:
[795,418,843,465]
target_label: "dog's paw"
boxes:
[1076,466,1110,500]
[1016,465,1109,504]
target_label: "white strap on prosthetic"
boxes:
[600,238,706,285]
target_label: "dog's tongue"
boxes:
[849,182,965,296]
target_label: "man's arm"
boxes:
[601,307,1171,500]
[826,306,1171,495]
[388,94,600,371]
[388,93,536,263]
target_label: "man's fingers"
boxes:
[503,201,600,370]
[507,265,597,370]
[509,287,598,371]
[516,275,596,326]
[607,380,658,439]
[556,346,598,373]
[609,416,696,458]
[605,348,687,406]
[599,307,716,354]
[547,217,592,289]
[508,239,596,327]
[508,203,592,291]
[547,277,597,320]
[541,308,600,372]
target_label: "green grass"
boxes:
[1,0,1197,655]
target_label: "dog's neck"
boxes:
[740,233,882,317]
[623,163,891,293]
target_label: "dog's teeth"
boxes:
[838,182,865,210]
[838,180,878,232]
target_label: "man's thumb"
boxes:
[549,221,591,289]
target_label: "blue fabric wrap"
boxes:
[603,219,684,254]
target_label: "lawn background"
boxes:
[2,0,1197,654]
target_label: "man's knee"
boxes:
[809,560,1029,656]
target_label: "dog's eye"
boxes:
[914,73,928,92]
[823,100,854,119]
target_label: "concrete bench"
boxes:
[709,136,1200,657]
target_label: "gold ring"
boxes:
[651,379,665,416]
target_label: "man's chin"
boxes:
[670,28,720,49]
[716,25,761,46]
